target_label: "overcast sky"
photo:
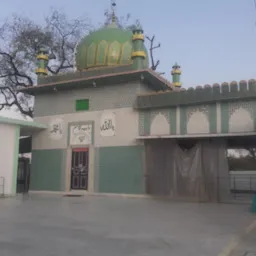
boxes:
[0,0,256,88]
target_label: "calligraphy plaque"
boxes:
[69,123,92,145]
[49,118,64,140]
[100,112,116,137]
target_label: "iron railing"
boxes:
[146,174,256,202]
[228,175,256,194]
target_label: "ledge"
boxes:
[18,69,173,95]
[135,79,256,109]
[136,131,256,139]
[38,64,134,85]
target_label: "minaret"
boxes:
[171,62,182,88]
[131,27,146,70]
[36,47,49,76]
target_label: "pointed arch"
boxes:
[187,111,209,134]
[150,113,169,135]
[108,41,121,65]
[87,43,96,67]
[96,40,108,66]
[120,41,132,65]
[229,107,254,132]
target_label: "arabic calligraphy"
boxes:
[70,124,92,145]
[50,124,62,135]
[49,118,64,140]
[100,112,116,137]
[100,119,115,132]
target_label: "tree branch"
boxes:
[0,51,33,86]
[0,86,33,116]
[146,35,161,71]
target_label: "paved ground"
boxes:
[230,220,256,256]
[0,194,254,256]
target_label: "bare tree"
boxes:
[0,9,91,117]
[0,8,162,118]
[146,35,161,71]
[104,10,163,74]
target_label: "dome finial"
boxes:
[111,0,117,23]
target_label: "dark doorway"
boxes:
[70,148,89,190]
[17,157,30,193]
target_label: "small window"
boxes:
[76,99,89,111]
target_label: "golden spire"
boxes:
[111,0,117,23]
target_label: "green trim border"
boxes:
[209,104,217,133]
[221,102,229,133]
[0,115,46,129]
[169,108,177,134]
[180,106,187,135]
[12,127,20,195]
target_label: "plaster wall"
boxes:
[34,82,151,117]
[33,107,140,150]
[30,81,151,194]
[0,123,18,195]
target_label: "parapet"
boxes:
[37,65,134,85]
[135,79,256,109]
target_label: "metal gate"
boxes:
[17,157,30,193]
[70,148,89,190]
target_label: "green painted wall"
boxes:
[30,149,66,191]
[169,108,177,134]
[180,106,187,135]
[209,104,217,133]
[221,102,229,133]
[98,145,145,194]
[12,127,20,194]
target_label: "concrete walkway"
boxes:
[0,194,254,256]
[229,220,256,256]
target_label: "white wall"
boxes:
[0,123,17,195]
[32,107,140,150]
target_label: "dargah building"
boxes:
[14,8,256,202]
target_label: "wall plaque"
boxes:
[100,112,116,137]
[69,123,92,145]
[49,118,64,140]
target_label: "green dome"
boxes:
[75,23,149,70]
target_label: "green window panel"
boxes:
[76,99,89,111]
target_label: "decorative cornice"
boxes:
[35,68,47,75]
[18,68,172,95]
[171,69,181,75]
[173,82,181,87]
[131,51,146,58]
[36,54,49,61]
[132,34,144,41]
[135,79,256,109]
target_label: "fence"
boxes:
[146,174,256,203]
[222,174,256,202]
[229,175,256,194]
[208,175,256,203]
